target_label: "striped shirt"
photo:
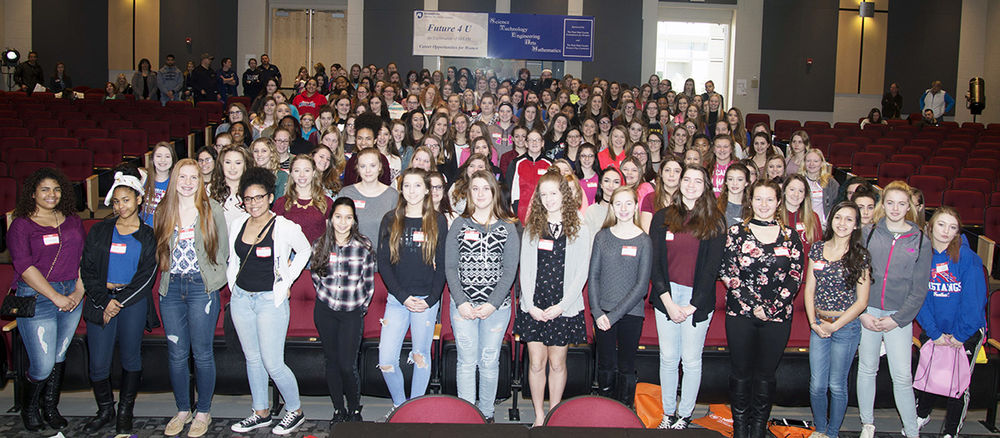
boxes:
[311,237,376,312]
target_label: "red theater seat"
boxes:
[0,127,29,138]
[851,152,881,178]
[40,137,79,151]
[986,207,1000,242]
[7,147,48,167]
[951,177,992,196]
[86,138,124,169]
[908,175,947,209]
[960,168,997,188]
[74,127,108,142]
[889,154,923,170]
[62,119,97,134]
[116,128,149,157]
[286,271,317,338]
[745,113,770,130]
[137,121,171,144]
[387,395,485,424]
[827,142,859,168]
[543,396,644,428]
[966,158,1000,170]
[920,164,955,181]
[943,190,985,225]
[51,148,93,182]
[34,127,68,140]
[877,162,914,187]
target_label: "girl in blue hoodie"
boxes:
[914,207,987,438]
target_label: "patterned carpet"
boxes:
[0,415,340,437]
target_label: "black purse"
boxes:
[1,226,62,320]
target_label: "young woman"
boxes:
[505,130,552,224]
[650,165,727,430]
[720,179,803,438]
[598,115,614,149]
[377,168,448,410]
[374,124,403,181]
[706,135,735,196]
[428,171,458,226]
[581,118,599,146]
[553,159,589,211]
[310,197,375,425]
[629,143,658,183]
[196,146,217,185]
[857,181,932,438]
[143,141,177,226]
[210,145,252,226]
[544,114,571,161]
[914,207,987,437]
[515,171,592,426]
[585,167,624,232]
[272,154,334,242]
[575,143,601,205]
[625,120,647,153]
[154,159,229,438]
[558,127,585,168]
[81,169,159,435]
[803,202,871,438]
[727,108,749,148]
[519,103,542,131]
[445,171,520,422]
[801,149,840,226]
[9,168,86,432]
[250,138,290,200]
[717,163,750,227]
[251,97,277,138]
[640,156,683,232]
[312,144,344,197]
[851,188,877,226]
[620,157,654,206]
[910,187,926,230]
[646,132,665,171]
[448,154,489,214]
[781,175,824,258]
[226,167,311,435]
[859,108,887,129]
[785,130,810,176]
[589,186,652,408]
[499,126,529,179]
[338,148,398,248]
[598,125,629,170]
[749,132,782,172]
[766,154,786,183]
[683,149,703,167]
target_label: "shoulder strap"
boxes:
[865,226,876,248]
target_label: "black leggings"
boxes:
[313,302,364,411]
[726,315,791,383]
[915,329,985,435]
[595,314,643,375]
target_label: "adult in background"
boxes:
[217,57,238,103]
[190,53,219,103]
[881,82,902,120]
[14,50,44,93]
[258,54,281,87]
[48,62,72,94]
[919,80,955,121]
[131,58,159,101]
[159,54,184,105]
[243,58,262,98]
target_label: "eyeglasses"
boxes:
[430,185,445,191]
[242,194,269,204]
[197,157,214,164]
[579,154,595,159]
[228,111,241,115]
[275,138,289,144]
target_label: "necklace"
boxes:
[749,218,777,226]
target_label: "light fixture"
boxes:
[1,49,19,67]
[859,1,875,18]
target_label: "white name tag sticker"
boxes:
[256,246,272,258]
[665,231,675,241]
[179,227,195,241]
[329,252,337,264]
[537,168,548,175]
[587,182,598,188]
[42,233,60,246]
[813,260,826,270]
[538,239,554,251]
[463,230,480,241]
[774,247,790,257]
[110,243,127,254]
[354,199,366,209]
[413,231,425,242]
[621,245,637,257]
[936,263,949,273]
[795,222,805,231]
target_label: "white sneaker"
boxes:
[860,423,876,438]
[808,432,829,438]
[916,415,931,432]
[271,410,305,436]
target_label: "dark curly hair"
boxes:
[13,167,77,218]
[238,166,276,199]
[820,201,871,287]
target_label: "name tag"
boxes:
[179,227,195,241]
[110,243,127,254]
[353,199,366,209]
[774,247,790,257]
[936,263,949,273]
[256,246,272,258]
[586,182,598,188]
[665,231,675,241]
[463,230,480,241]
[413,231,425,242]
[537,168,548,175]
[329,252,337,264]
[538,239,554,251]
[813,260,826,270]
[795,222,805,232]
[42,233,59,246]
[621,245,637,257]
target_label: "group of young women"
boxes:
[5,65,987,437]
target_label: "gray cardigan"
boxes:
[587,228,652,325]
[518,216,592,317]
[863,219,933,326]
[131,71,159,100]
[445,216,521,309]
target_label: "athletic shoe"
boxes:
[671,416,692,430]
[272,410,305,435]
[916,415,931,432]
[230,412,273,433]
[860,423,876,438]
[657,415,677,429]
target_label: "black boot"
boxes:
[730,376,752,438]
[349,405,363,422]
[749,379,775,438]
[116,370,141,434]
[619,372,637,409]
[20,376,46,431]
[40,361,68,429]
[83,378,116,432]
[597,370,617,398]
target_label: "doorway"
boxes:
[270,8,347,87]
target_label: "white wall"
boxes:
[237,0,268,75]
[3,0,31,57]
[955,0,988,124]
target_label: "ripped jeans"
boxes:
[378,294,440,407]
[450,300,510,418]
[16,280,82,381]
[159,273,220,413]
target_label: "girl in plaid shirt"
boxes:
[309,197,375,425]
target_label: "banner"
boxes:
[413,10,489,58]
[413,11,594,62]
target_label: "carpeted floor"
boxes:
[0,415,346,437]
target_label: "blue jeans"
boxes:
[809,318,861,438]
[16,280,82,381]
[229,286,301,412]
[450,300,510,418]
[86,296,147,381]
[655,283,712,418]
[159,274,220,413]
[857,307,918,437]
[378,294,440,407]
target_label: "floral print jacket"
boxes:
[719,224,804,322]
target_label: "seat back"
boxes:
[907,175,947,209]
[943,190,986,225]
[951,177,993,196]
[543,396,645,428]
[86,138,125,168]
[877,162,914,187]
[386,395,486,424]
[40,137,79,151]
[116,128,149,157]
[889,154,923,169]
[51,148,93,182]
[960,167,997,188]
[851,152,881,178]
[920,164,955,181]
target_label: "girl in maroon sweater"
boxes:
[273,154,333,242]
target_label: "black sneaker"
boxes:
[657,415,677,429]
[272,410,305,435]
[670,416,691,430]
[349,406,364,422]
[484,416,495,424]
[230,412,273,433]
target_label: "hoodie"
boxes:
[863,219,933,326]
[915,237,987,343]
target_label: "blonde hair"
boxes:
[800,148,834,187]
[779,174,820,244]
[601,186,640,228]
[154,159,221,269]
[251,137,280,173]
[873,180,918,224]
